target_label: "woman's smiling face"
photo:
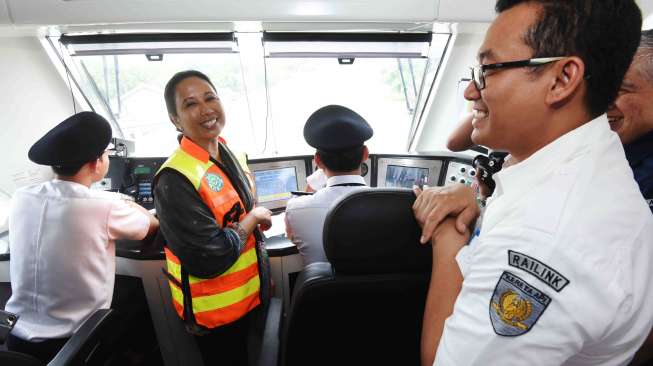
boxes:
[171,76,225,146]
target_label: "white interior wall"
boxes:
[414,31,484,153]
[0,0,9,24]
[637,0,653,29]
[0,36,76,231]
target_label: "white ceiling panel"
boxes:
[7,0,440,25]
[262,22,434,33]
[437,0,495,23]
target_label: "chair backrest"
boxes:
[281,188,432,366]
[49,308,116,366]
[0,350,44,366]
[0,309,116,366]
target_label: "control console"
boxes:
[444,160,476,187]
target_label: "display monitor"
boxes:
[249,158,309,211]
[254,167,299,203]
[384,165,429,188]
[376,156,443,188]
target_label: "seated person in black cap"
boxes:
[285,105,373,266]
[4,111,158,363]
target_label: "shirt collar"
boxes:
[326,175,366,187]
[624,130,653,166]
[493,114,610,198]
[51,179,90,190]
[179,136,226,163]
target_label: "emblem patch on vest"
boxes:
[490,271,550,336]
[205,173,224,192]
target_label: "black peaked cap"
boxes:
[28,111,112,166]
[303,105,373,151]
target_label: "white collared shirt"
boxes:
[285,175,367,266]
[438,114,653,366]
[6,180,150,341]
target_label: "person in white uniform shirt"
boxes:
[5,112,158,363]
[285,105,373,266]
[411,1,653,365]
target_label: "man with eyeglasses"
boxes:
[413,1,653,365]
[447,30,653,213]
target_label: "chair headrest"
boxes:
[323,188,432,275]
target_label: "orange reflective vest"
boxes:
[157,137,261,329]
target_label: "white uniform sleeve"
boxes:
[435,228,620,366]
[107,199,150,241]
[455,245,472,278]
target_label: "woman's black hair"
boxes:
[164,70,217,116]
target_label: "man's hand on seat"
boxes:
[432,217,471,261]
[412,184,480,244]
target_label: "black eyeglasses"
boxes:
[470,57,566,90]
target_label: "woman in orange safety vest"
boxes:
[153,70,272,366]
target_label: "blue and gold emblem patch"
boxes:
[205,173,224,192]
[490,271,550,336]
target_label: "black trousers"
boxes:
[6,333,69,364]
[193,305,264,366]
[6,275,155,365]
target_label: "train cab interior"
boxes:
[0,0,652,365]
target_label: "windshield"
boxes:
[54,32,449,157]
[67,52,254,156]
[263,57,427,155]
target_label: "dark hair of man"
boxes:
[317,146,365,173]
[164,70,217,116]
[51,150,105,176]
[635,29,653,85]
[495,0,642,117]
[52,163,85,177]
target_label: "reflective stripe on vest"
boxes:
[158,143,260,328]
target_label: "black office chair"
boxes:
[0,308,116,366]
[280,188,433,366]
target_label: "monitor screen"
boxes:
[254,167,299,203]
[133,166,152,175]
[385,165,429,188]
[375,156,443,188]
[248,157,310,211]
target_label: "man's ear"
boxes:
[362,145,369,161]
[87,159,100,175]
[545,56,585,107]
[314,152,324,169]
